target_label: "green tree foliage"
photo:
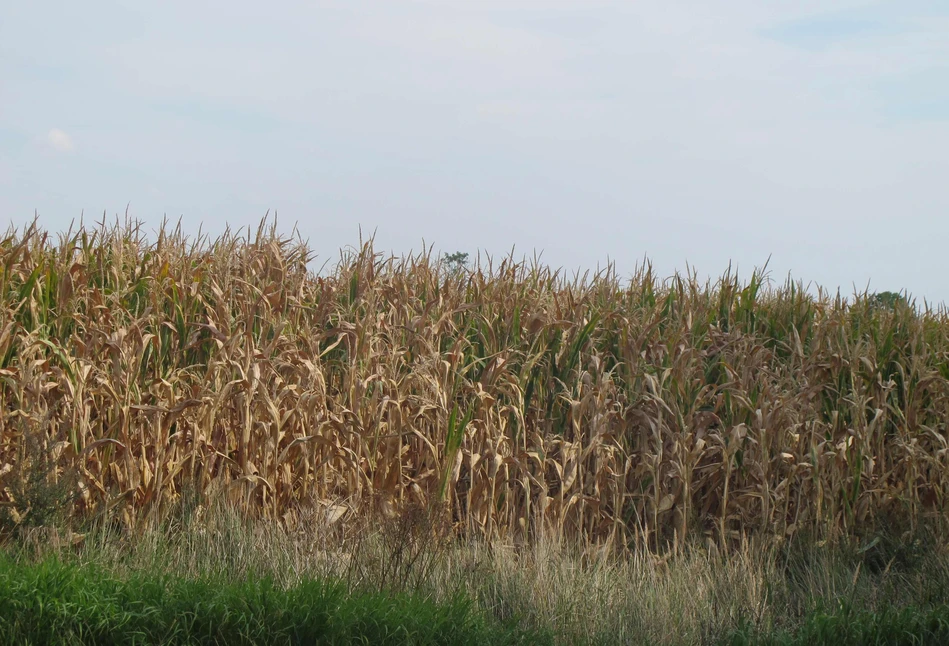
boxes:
[443,251,469,277]
[869,291,908,311]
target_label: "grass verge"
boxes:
[0,551,550,645]
[726,603,949,645]
[4,502,949,645]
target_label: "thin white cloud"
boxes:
[46,128,75,153]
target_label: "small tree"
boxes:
[869,291,907,311]
[443,252,469,278]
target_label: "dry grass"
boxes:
[1,216,948,554]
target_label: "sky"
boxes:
[2,1,948,303]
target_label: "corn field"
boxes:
[2,218,948,551]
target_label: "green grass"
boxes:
[726,603,949,646]
[0,553,550,646]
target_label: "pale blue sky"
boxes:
[2,1,948,303]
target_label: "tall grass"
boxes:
[1,217,948,553]
[8,500,949,645]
